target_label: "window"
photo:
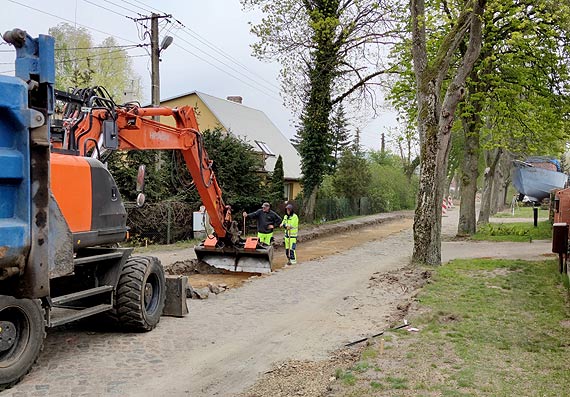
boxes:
[284,183,293,200]
[255,140,275,156]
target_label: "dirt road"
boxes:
[4,208,553,397]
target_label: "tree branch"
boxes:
[331,67,397,105]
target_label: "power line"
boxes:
[56,44,148,51]
[82,0,138,21]
[126,0,164,15]
[177,26,281,92]
[171,40,281,102]
[101,0,144,16]
[119,1,284,95]
[57,50,148,64]
[6,0,139,45]
[172,32,281,97]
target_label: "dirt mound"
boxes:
[240,349,360,397]
[164,259,225,275]
[241,265,432,397]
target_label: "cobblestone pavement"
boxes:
[3,208,552,396]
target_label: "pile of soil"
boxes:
[164,259,225,275]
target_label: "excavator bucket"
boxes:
[194,237,274,273]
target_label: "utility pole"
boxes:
[135,13,173,121]
[150,13,160,120]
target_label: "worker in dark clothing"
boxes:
[243,202,282,245]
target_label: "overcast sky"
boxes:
[1,0,399,150]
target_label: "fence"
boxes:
[127,196,393,246]
[271,197,373,223]
[126,201,195,245]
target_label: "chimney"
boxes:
[226,96,243,104]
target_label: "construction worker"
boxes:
[280,203,299,265]
[243,202,282,245]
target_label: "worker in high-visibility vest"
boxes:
[280,203,299,265]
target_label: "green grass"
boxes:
[494,206,549,219]
[343,258,570,396]
[473,220,552,242]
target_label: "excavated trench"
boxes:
[165,215,414,290]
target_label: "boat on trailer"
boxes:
[512,157,568,202]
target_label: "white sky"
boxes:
[1,0,400,150]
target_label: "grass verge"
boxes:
[494,206,549,219]
[333,259,570,396]
[473,220,551,242]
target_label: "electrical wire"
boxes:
[171,34,281,101]
[100,0,145,16]
[172,30,280,96]
[171,40,280,102]
[176,26,281,92]
[6,0,139,45]
[82,0,137,21]
[125,0,164,15]
[112,0,284,96]
[55,44,149,51]
[58,53,148,65]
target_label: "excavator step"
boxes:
[51,285,114,306]
[49,304,113,327]
[74,251,125,265]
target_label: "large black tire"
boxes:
[0,296,45,390]
[115,256,165,332]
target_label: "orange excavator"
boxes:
[51,86,273,273]
[0,28,271,389]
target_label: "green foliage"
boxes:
[335,368,357,386]
[269,155,285,203]
[474,221,552,242]
[243,0,400,215]
[108,129,263,214]
[107,151,173,203]
[368,150,401,167]
[332,149,371,202]
[329,103,352,171]
[367,162,418,212]
[471,0,570,158]
[201,130,263,211]
[49,23,142,103]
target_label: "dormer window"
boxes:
[255,140,275,156]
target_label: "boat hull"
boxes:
[512,160,567,202]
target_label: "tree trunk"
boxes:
[478,148,502,225]
[303,186,318,223]
[410,0,485,266]
[411,0,485,266]
[457,108,481,236]
[413,120,446,266]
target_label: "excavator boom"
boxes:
[56,94,273,273]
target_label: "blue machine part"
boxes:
[0,76,31,268]
[0,30,54,276]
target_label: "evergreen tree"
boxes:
[332,149,371,204]
[329,104,352,171]
[269,155,285,203]
[352,128,363,156]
